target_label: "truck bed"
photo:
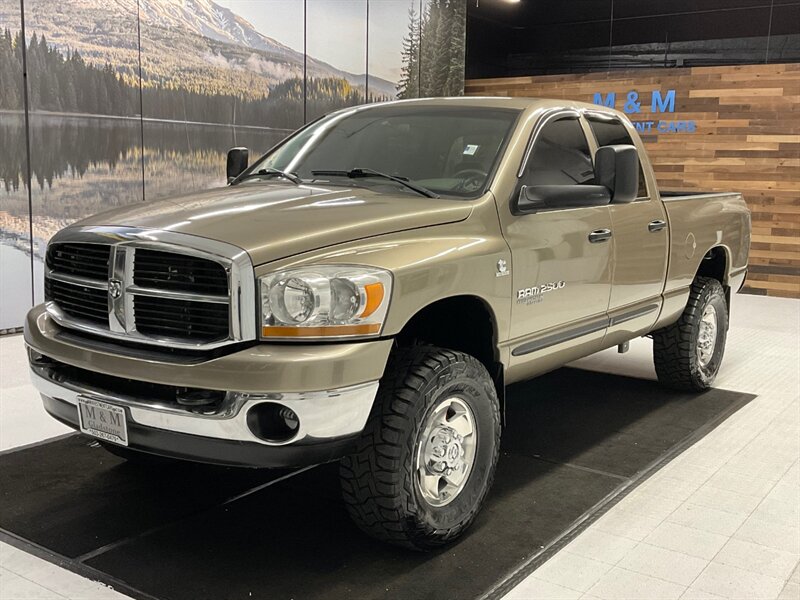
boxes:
[657,190,750,325]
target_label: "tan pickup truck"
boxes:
[25,97,750,549]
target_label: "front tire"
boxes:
[653,276,729,391]
[340,345,501,550]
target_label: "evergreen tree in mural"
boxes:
[396,6,421,99]
[398,0,465,99]
[0,30,23,110]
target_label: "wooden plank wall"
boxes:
[466,64,800,298]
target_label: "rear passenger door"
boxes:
[499,111,613,376]
[585,113,668,338]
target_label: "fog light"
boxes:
[278,406,299,430]
[247,402,300,443]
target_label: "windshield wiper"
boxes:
[311,168,439,198]
[236,167,302,185]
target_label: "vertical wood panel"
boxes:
[466,64,800,298]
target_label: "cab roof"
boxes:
[351,96,627,121]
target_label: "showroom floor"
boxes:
[0,293,797,600]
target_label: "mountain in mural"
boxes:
[1,0,395,100]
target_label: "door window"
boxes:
[586,116,648,199]
[521,117,595,188]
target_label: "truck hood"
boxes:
[76,182,472,265]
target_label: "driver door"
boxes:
[499,113,613,379]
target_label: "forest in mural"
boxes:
[398,0,467,98]
[0,0,466,330]
[0,29,382,127]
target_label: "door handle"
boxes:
[588,229,612,243]
[648,219,667,232]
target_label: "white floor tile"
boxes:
[733,516,800,555]
[679,589,728,600]
[686,484,763,517]
[750,497,800,529]
[563,529,639,566]
[0,543,140,600]
[643,521,730,561]
[593,510,663,542]
[666,504,748,538]
[713,538,800,582]
[689,562,786,600]
[505,577,583,600]
[616,543,708,587]
[778,582,800,600]
[534,552,613,593]
[0,566,66,599]
[790,564,800,585]
[587,566,686,600]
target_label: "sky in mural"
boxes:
[215,0,411,84]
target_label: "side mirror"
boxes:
[515,184,611,214]
[595,144,638,203]
[226,147,249,183]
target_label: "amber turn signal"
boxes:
[360,283,385,318]
[261,323,381,338]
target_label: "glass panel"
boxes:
[419,0,466,96]
[306,0,368,121]
[0,0,33,329]
[140,1,302,201]
[22,0,144,304]
[368,0,421,101]
[522,118,594,186]
[254,105,519,198]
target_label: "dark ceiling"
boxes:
[466,0,800,78]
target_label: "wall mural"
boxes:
[0,0,467,330]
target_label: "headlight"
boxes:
[259,266,392,339]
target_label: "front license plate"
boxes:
[77,397,128,446]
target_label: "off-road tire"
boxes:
[653,276,728,391]
[340,345,501,550]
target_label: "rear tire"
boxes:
[653,276,728,391]
[340,345,501,550]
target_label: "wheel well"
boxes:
[697,246,730,307]
[396,296,498,370]
[697,246,727,285]
[395,296,504,410]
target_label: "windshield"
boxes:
[246,105,520,198]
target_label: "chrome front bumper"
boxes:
[30,364,378,448]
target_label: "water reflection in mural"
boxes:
[4,114,285,304]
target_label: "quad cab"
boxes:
[26,98,750,549]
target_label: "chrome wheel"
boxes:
[697,304,718,367]
[415,397,477,507]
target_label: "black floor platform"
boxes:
[0,368,754,600]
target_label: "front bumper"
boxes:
[25,305,392,467]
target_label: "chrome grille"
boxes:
[43,227,256,350]
[133,248,229,295]
[46,243,111,280]
[44,277,108,325]
[133,295,229,341]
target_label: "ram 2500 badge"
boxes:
[25,97,750,549]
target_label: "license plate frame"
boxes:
[77,396,128,447]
